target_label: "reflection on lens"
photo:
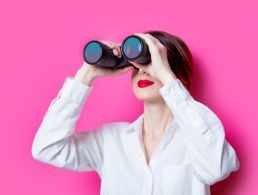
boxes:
[123,37,142,59]
[84,42,102,63]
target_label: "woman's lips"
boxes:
[137,80,154,88]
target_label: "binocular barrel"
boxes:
[83,35,151,69]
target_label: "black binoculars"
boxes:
[83,35,151,69]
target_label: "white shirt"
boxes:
[32,76,240,195]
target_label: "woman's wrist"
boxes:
[159,71,178,85]
[73,66,96,86]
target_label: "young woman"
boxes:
[32,30,240,195]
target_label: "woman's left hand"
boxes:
[129,33,178,84]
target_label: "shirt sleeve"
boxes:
[31,76,105,175]
[159,79,240,185]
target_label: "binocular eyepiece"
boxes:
[83,35,151,69]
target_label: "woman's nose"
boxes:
[139,68,150,76]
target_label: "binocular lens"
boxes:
[84,41,103,64]
[83,35,151,69]
[122,36,143,59]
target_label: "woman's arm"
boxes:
[159,79,240,185]
[31,39,134,174]
[31,76,105,174]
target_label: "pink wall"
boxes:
[0,0,257,194]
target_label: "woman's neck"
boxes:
[143,99,174,138]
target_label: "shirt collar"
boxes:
[126,113,178,137]
[126,113,144,134]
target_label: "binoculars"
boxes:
[83,35,151,69]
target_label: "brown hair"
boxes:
[144,30,194,89]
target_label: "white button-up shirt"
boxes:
[32,77,240,195]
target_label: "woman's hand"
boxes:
[74,41,134,86]
[129,33,178,85]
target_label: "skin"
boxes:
[74,33,178,165]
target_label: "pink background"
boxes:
[0,0,257,194]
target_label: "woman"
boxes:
[32,30,240,195]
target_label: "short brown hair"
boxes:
[144,30,194,89]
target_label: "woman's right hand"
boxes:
[74,41,134,86]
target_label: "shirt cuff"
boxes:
[159,79,192,105]
[58,76,93,104]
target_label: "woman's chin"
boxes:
[134,92,161,102]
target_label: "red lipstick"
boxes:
[137,80,154,88]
